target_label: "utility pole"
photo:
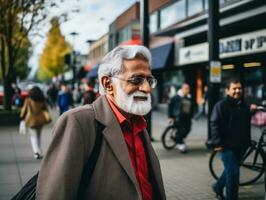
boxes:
[70,32,78,89]
[140,0,153,140]
[206,0,221,148]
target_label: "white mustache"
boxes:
[132,92,150,99]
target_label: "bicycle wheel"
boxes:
[161,125,177,150]
[239,146,265,185]
[209,146,266,186]
[209,150,221,180]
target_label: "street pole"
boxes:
[140,0,153,139]
[70,32,78,89]
[206,0,220,148]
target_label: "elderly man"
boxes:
[36,45,166,200]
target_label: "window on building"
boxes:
[188,0,204,16]
[160,0,186,29]
[204,0,208,10]
[150,12,158,33]
[118,26,131,44]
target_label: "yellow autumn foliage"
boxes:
[38,17,71,81]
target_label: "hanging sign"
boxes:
[210,61,221,83]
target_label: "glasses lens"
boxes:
[148,78,157,88]
[129,77,145,85]
[127,76,157,88]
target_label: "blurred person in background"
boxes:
[194,85,208,120]
[210,78,257,200]
[82,81,96,105]
[12,84,23,108]
[73,85,83,106]
[46,83,58,108]
[57,83,74,115]
[168,83,194,153]
[20,86,50,159]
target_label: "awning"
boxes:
[87,65,99,78]
[150,43,173,70]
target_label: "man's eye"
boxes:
[130,77,144,84]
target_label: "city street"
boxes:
[0,109,264,200]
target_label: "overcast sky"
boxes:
[28,0,137,77]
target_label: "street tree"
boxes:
[38,17,71,82]
[0,0,79,110]
[0,0,47,110]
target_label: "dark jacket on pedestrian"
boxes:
[210,96,251,152]
[82,90,96,105]
[168,93,194,122]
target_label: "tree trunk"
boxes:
[3,12,15,111]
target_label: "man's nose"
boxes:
[139,79,151,93]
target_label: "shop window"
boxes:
[204,0,208,10]
[160,0,186,29]
[244,68,264,104]
[188,0,204,16]
[118,26,131,44]
[150,12,158,34]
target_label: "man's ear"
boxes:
[101,76,113,94]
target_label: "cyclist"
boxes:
[168,83,194,153]
[210,78,257,200]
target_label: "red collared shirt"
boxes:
[107,98,154,200]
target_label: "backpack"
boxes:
[12,120,103,200]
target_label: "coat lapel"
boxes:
[92,96,140,192]
[142,130,166,199]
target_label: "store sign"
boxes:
[179,43,208,65]
[210,61,221,83]
[178,29,266,65]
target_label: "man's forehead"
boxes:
[229,82,242,88]
[122,59,151,72]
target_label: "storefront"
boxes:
[176,29,266,105]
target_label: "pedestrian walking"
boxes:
[168,83,194,152]
[20,86,51,159]
[57,83,74,115]
[36,45,166,200]
[210,78,257,200]
[82,82,96,105]
[46,83,58,108]
[194,85,208,120]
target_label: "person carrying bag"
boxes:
[20,86,51,159]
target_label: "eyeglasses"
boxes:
[112,75,157,89]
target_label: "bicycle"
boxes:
[209,106,266,186]
[161,121,179,150]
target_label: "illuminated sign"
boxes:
[178,29,266,65]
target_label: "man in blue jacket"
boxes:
[210,78,257,200]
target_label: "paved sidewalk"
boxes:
[0,109,265,200]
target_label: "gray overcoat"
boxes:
[36,95,166,200]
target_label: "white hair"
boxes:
[98,45,152,95]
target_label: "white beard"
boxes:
[113,79,152,116]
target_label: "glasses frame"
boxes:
[111,75,157,89]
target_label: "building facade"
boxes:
[149,0,266,106]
